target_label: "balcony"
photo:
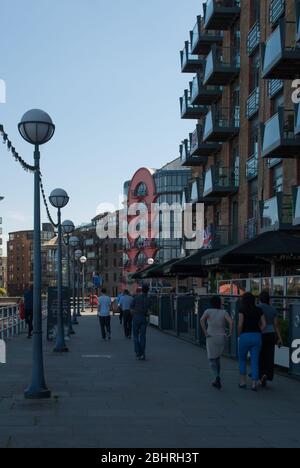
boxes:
[262,20,300,80]
[269,0,285,27]
[190,15,223,55]
[203,0,241,31]
[180,90,208,119]
[261,108,300,159]
[180,138,208,167]
[246,87,260,119]
[247,21,260,56]
[268,79,284,98]
[190,74,222,106]
[203,106,240,143]
[189,177,219,205]
[203,166,239,200]
[190,124,221,157]
[246,154,259,180]
[180,41,204,73]
[260,193,293,233]
[203,45,240,86]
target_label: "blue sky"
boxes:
[0,0,202,253]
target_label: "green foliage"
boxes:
[0,288,7,297]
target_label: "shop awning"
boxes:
[164,249,218,277]
[202,230,300,269]
[131,259,179,280]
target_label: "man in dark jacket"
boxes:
[24,284,33,339]
[131,285,152,360]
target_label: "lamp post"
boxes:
[147,258,154,292]
[75,249,82,317]
[49,189,70,353]
[18,109,55,400]
[80,256,87,313]
[70,237,79,325]
[62,220,75,335]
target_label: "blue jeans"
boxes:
[239,333,262,381]
[133,315,147,357]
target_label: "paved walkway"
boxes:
[0,312,300,448]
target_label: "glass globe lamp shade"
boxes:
[18,109,55,145]
[62,220,75,235]
[49,189,69,209]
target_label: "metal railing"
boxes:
[247,21,260,55]
[0,300,47,340]
[270,0,285,26]
[268,79,284,98]
[246,88,260,119]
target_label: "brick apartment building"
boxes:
[75,212,123,298]
[7,224,54,296]
[179,0,300,279]
[0,196,4,290]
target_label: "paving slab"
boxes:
[0,312,300,448]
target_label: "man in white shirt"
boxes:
[98,288,112,340]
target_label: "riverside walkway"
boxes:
[0,312,300,448]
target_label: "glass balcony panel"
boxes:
[262,114,281,155]
[181,42,203,73]
[263,26,282,72]
[262,197,279,229]
[293,186,300,225]
[204,50,214,84]
[204,111,213,141]
[296,105,300,135]
[204,170,213,196]
[190,181,199,203]
[204,0,240,30]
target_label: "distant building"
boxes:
[74,212,123,298]
[123,158,191,289]
[7,223,54,296]
[0,256,7,291]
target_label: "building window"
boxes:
[250,53,260,92]
[249,179,258,219]
[272,164,283,195]
[134,183,148,197]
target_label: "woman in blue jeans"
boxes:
[238,293,266,392]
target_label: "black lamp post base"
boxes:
[24,387,51,400]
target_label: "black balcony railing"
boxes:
[190,124,221,157]
[262,19,300,80]
[204,45,240,86]
[261,108,300,159]
[190,74,222,106]
[180,135,208,167]
[247,21,260,56]
[268,79,284,98]
[180,41,204,74]
[203,166,239,200]
[190,15,223,55]
[203,106,240,143]
[203,0,241,31]
[270,0,285,27]
[246,154,259,180]
[180,89,208,119]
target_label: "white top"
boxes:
[98,295,111,317]
[202,308,230,337]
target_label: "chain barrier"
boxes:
[0,123,58,228]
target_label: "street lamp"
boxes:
[62,220,75,335]
[75,249,82,317]
[70,237,79,325]
[18,109,55,400]
[80,256,87,312]
[49,189,70,353]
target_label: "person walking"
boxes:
[117,291,124,325]
[119,289,134,339]
[23,284,33,339]
[200,296,233,390]
[131,285,152,360]
[258,291,283,388]
[98,288,112,341]
[238,293,266,392]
